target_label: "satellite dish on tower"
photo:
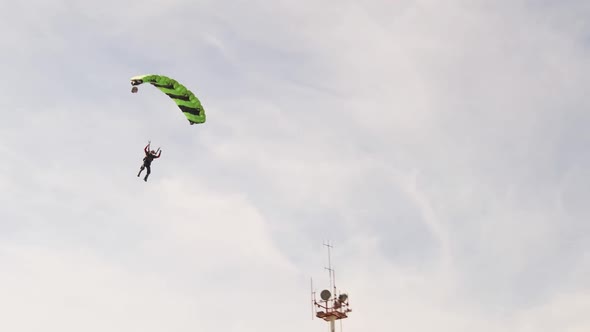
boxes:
[320,289,332,301]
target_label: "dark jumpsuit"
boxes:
[138,144,161,181]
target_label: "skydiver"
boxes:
[137,141,162,182]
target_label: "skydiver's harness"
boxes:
[142,142,160,165]
[144,148,160,163]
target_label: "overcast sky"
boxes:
[1,1,589,331]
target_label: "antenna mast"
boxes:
[325,241,334,294]
[311,241,352,332]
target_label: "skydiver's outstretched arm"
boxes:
[154,150,162,158]
[144,143,150,154]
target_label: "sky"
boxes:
[0,0,589,331]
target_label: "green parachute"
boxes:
[130,74,206,125]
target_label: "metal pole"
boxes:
[324,242,334,292]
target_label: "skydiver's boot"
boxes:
[138,165,144,177]
[144,174,149,182]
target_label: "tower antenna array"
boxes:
[311,241,352,332]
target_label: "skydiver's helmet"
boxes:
[131,86,138,93]
[150,150,156,155]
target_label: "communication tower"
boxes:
[311,241,352,332]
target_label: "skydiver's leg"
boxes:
[138,164,145,177]
[144,165,151,181]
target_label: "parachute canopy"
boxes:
[130,74,206,125]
